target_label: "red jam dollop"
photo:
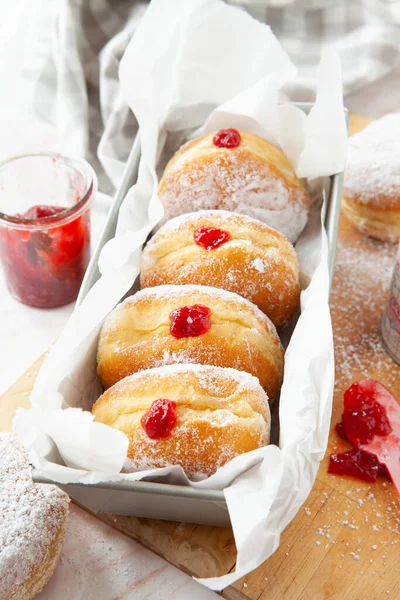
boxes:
[329,449,390,483]
[342,380,393,446]
[329,380,394,483]
[213,128,241,148]
[0,203,91,308]
[141,399,177,439]
[169,304,211,338]
[194,226,230,250]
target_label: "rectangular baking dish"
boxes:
[33,103,348,527]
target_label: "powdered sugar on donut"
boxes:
[157,209,281,236]
[113,362,268,396]
[344,113,400,206]
[159,152,309,243]
[0,433,69,599]
[121,284,279,339]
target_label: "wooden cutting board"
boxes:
[1,114,399,600]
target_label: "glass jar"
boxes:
[0,153,96,308]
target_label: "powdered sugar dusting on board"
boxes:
[330,238,397,393]
[344,113,400,205]
[0,433,69,599]
[159,152,309,242]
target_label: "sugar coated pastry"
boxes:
[92,364,271,477]
[97,284,284,400]
[0,433,69,600]
[343,113,400,242]
[140,210,300,328]
[157,129,310,243]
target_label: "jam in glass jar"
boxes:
[0,153,96,308]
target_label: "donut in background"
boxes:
[343,113,400,242]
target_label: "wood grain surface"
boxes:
[1,113,399,600]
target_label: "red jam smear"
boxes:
[329,449,390,483]
[169,304,211,338]
[342,380,392,446]
[141,399,177,439]
[213,128,241,148]
[0,203,91,308]
[194,226,230,250]
[329,380,394,483]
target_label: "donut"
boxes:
[140,210,300,328]
[157,128,310,243]
[0,433,69,600]
[97,284,284,401]
[92,364,271,478]
[343,113,400,242]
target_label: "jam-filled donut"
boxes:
[0,433,69,600]
[343,113,400,242]
[141,210,300,328]
[92,364,271,478]
[157,128,310,243]
[97,284,284,401]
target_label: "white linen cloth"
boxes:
[4,0,400,195]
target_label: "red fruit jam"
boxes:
[169,304,211,338]
[141,399,177,439]
[335,421,347,440]
[329,449,390,483]
[17,205,63,220]
[0,204,91,308]
[0,153,95,309]
[213,128,241,148]
[342,380,393,446]
[194,226,231,250]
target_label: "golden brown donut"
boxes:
[97,284,284,400]
[140,210,300,328]
[343,113,400,242]
[157,129,310,243]
[0,433,69,600]
[92,364,271,477]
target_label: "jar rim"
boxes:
[0,152,96,229]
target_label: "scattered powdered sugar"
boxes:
[159,151,309,242]
[344,113,400,204]
[0,433,69,599]
[330,237,397,392]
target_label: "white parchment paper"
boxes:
[14,0,347,590]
